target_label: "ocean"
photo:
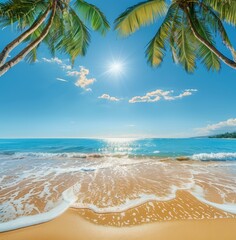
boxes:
[0,138,236,231]
[0,138,236,160]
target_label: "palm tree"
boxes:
[114,0,236,72]
[0,0,109,76]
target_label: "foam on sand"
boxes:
[0,184,80,232]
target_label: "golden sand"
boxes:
[1,157,236,239]
[75,191,236,226]
[1,209,236,240]
[1,190,236,240]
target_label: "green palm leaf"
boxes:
[0,0,47,29]
[114,0,167,36]
[55,7,90,64]
[25,47,38,63]
[74,0,110,35]
[44,11,64,57]
[204,0,236,25]
[189,10,221,71]
[199,2,236,59]
[175,13,196,72]
[145,4,179,67]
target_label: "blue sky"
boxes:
[0,0,236,138]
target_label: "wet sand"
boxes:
[1,155,236,239]
[1,208,236,240]
[75,191,236,226]
[1,190,236,240]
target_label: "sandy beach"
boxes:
[1,140,236,239]
[1,189,236,240]
[1,208,236,240]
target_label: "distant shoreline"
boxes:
[208,132,236,139]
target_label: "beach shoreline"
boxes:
[1,208,236,240]
[1,190,236,240]
[1,139,236,239]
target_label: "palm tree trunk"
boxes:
[0,0,57,77]
[185,7,236,69]
[0,6,51,67]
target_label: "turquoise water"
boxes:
[0,138,236,160]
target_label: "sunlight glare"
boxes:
[108,61,124,76]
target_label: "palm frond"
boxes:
[145,3,179,67]
[0,0,47,29]
[175,13,196,72]
[198,2,236,60]
[189,9,221,71]
[55,7,90,64]
[25,47,38,63]
[44,11,65,57]
[74,0,110,35]
[114,0,167,36]
[204,0,236,25]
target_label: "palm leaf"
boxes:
[44,11,64,57]
[0,0,47,29]
[114,0,167,36]
[204,0,236,25]
[175,13,196,72]
[74,0,110,35]
[189,9,221,71]
[199,2,236,60]
[55,7,90,64]
[145,3,179,67]
[25,47,38,63]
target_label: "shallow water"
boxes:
[0,138,236,231]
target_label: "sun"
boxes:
[108,61,124,76]
[100,56,128,79]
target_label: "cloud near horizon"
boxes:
[129,89,197,103]
[196,118,236,135]
[98,94,121,102]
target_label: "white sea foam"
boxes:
[72,193,176,213]
[0,184,80,232]
[190,185,236,214]
[194,195,236,214]
[191,152,236,161]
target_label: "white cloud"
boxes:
[67,71,80,77]
[42,57,72,73]
[196,118,236,135]
[42,57,95,91]
[98,94,121,102]
[56,78,68,82]
[129,89,197,103]
[61,65,72,70]
[74,66,96,91]
[42,57,62,65]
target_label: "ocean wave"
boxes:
[1,151,236,162]
[191,152,236,161]
[0,152,130,160]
